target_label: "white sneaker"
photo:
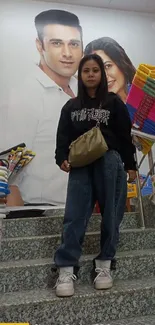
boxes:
[55,267,77,297]
[94,260,113,290]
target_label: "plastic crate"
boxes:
[139,174,153,196]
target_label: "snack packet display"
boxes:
[0,162,10,246]
[0,145,35,208]
[0,144,35,245]
[8,147,23,177]
[6,147,36,179]
[14,150,35,174]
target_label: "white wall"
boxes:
[1,0,155,173]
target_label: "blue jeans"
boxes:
[54,150,127,267]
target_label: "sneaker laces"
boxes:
[94,267,111,283]
[54,272,77,288]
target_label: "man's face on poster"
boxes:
[38,24,83,78]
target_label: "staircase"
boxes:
[0,209,155,325]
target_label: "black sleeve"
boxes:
[55,101,71,167]
[114,96,137,171]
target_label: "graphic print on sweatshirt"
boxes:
[71,108,110,125]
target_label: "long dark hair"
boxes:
[84,37,136,86]
[77,54,108,106]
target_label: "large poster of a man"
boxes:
[1,3,154,208]
[4,9,83,206]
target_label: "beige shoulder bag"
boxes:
[68,104,108,168]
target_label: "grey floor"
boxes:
[91,315,155,325]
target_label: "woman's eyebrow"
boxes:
[104,60,112,64]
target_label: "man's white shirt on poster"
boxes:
[3,65,77,205]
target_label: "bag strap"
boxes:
[95,102,102,128]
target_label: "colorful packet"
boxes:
[8,147,24,177]
[1,146,36,182]
[14,150,35,173]
[0,159,8,168]
[0,176,8,182]
[0,187,10,197]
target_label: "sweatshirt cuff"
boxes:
[124,161,137,171]
[56,154,68,168]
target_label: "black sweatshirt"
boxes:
[55,92,137,171]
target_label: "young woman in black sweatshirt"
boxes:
[54,54,136,297]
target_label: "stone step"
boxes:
[0,249,155,293]
[0,277,155,325]
[3,212,140,238]
[1,228,155,262]
[91,315,155,325]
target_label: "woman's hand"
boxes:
[60,160,71,173]
[127,170,137,183]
